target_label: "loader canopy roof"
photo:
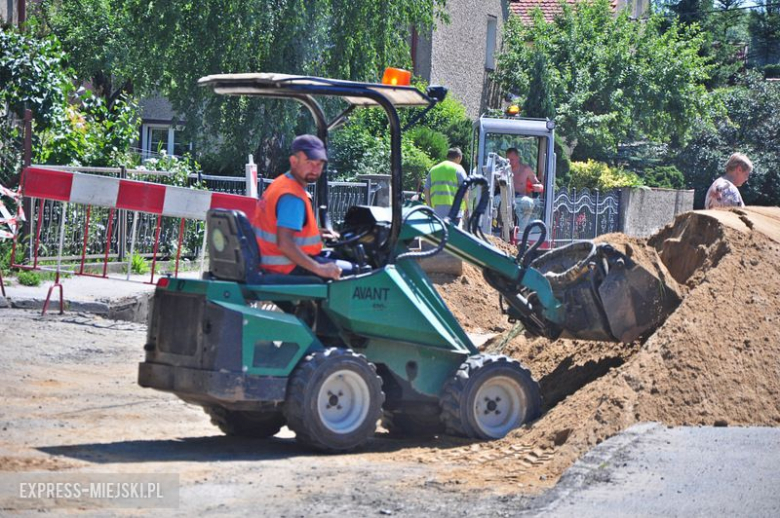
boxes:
[198,73,432,107]
[198,71,444,264]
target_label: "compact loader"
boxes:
[139,72,675,451]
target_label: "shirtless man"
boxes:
[507,147,543,232]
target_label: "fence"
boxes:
[20,166,378,264]
[551,187,621,246]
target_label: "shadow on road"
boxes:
[38,432,477,464]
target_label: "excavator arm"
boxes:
[397,176,678,343]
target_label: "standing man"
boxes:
[424,147,467,225]
[507,147,543,233]
[254,134,348,280]
[705,153,753,209]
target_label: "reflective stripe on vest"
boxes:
[428,161,465,211]
[254,174,322,274]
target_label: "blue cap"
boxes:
[291,134,327,161]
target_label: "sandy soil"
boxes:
[399,207,780,492]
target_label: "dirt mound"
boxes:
[423,208,780,492]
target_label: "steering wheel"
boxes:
[325,227,371,249]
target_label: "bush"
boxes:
[17,270,41,286]
[643,165,686,189]
[569,159,643,190]
[406,127,449,163]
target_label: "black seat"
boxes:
[206,209,322,285]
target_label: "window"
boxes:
[141,124,191,158]
[485,16,498,70]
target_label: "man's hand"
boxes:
[531,182,544,193]
[320,228,340,241]
[316,261,342,280]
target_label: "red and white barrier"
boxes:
[11,166,259,314]
[22,167,258,220]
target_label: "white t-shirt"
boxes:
[705,177,744,209]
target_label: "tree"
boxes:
[522,50,555,119]
[495,0,711,163]
[36,0,448,174]
[674,72,780,208]
[749,1,780,69]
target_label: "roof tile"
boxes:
[509,0,590,24]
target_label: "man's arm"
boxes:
[277,227,341,279]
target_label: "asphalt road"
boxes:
[527,422,780,517]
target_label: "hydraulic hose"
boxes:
[394,205,449,261]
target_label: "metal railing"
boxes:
[22,166,378,263]
[551,187,621,246]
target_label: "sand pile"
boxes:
[421,207,780,491]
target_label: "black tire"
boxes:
[283,348,384,452]
[440,354,542,440]
[204,406,285,438]
[381,408,444,438]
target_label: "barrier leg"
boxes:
[174,218,185,278]
[33,198,44,269]
[126,211,139,281]
[42,270,64,316]
[102,208,115,278]
[42,202,68,316]
[79,205,91,275]
[0,269,5,297]
[148,214,162,284]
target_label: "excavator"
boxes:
[138,70,677,452]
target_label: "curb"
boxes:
[0,292,152,324]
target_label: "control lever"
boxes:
[354,244,372,273]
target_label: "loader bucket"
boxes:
[529,242,676,343]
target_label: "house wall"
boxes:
[2,1,17,25]
[415,0,508,119]
[620,187,694,238]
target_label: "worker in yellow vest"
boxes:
[424,147,467,226]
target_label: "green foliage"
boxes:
[748,1,780,69]
[0,29,70,128]
[0,240,11,275]
[39,0,448,174]
[673,72,780,208]
[643,165,686,189]
[17,270,41,287]
[495,0,711,162]
[406,127,449,163]
[35,91,139,167]
[400,138,435,192]
[569,159,643,190]
[134,152,203,188]
[130,252,149,275]
[554,133,571,188]
[522,51,555,119]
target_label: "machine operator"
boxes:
[254,134,352,280]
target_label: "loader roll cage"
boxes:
[198,73,447,266]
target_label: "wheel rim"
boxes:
[472,375,526,438]
[317,369,371,434]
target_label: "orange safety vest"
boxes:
[254,174,322,274]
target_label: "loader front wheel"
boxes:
[204,406,285,438]
[440,355,541,440]
[283,348,384,452]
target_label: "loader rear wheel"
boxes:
[204,406,285,438]
[283,348,384,452]
[440,355,541,440]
